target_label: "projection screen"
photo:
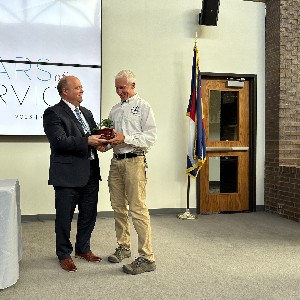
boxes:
[0,0,101,135]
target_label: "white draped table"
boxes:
[0,179,22,289]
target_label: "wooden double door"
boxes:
[198,77,255,214]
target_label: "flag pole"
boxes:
[177,175,197,220]
[177,32,199,221]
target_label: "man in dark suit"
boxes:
[43,75,103,272]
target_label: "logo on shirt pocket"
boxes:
[131,106,140,115]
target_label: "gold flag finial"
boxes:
[194,32,197,46]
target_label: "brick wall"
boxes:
[265,0,300,222]
[279,1,300,166]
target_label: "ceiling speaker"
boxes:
[199,0,220,26]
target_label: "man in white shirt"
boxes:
[98,70,157,275]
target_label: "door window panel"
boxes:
[209,156,238,194]
[209,91,239,141]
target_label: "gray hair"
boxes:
[115,70,136,85]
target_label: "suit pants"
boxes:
[54,160,99,260]
[108,156,155,262]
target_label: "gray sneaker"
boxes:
[122,257,156,275]
[108,246,131,263]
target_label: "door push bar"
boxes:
[206,147,249,152]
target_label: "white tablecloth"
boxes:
[0,179,22,289]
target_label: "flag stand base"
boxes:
[177,209,197,220]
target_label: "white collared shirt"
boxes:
[108,93,157,154]
[62,99,90,133]
[62,99,94,159]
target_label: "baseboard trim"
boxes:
[256,205,265,211]
[21,207,264,222]
[21,208,197,222]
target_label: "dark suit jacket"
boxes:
[43,100,100,187]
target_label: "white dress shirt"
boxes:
[62,99,94,159]
[108,93,157,154]
[62,100,91,133]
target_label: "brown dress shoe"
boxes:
[75,250,102,262]
[59,258,77,272]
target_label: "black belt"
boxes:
[113,153,144,160]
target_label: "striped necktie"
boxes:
[74,107,91,134]
[74,107,94,159]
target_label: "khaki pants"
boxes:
[108,156,155,261]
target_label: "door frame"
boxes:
[196,72,257,214]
